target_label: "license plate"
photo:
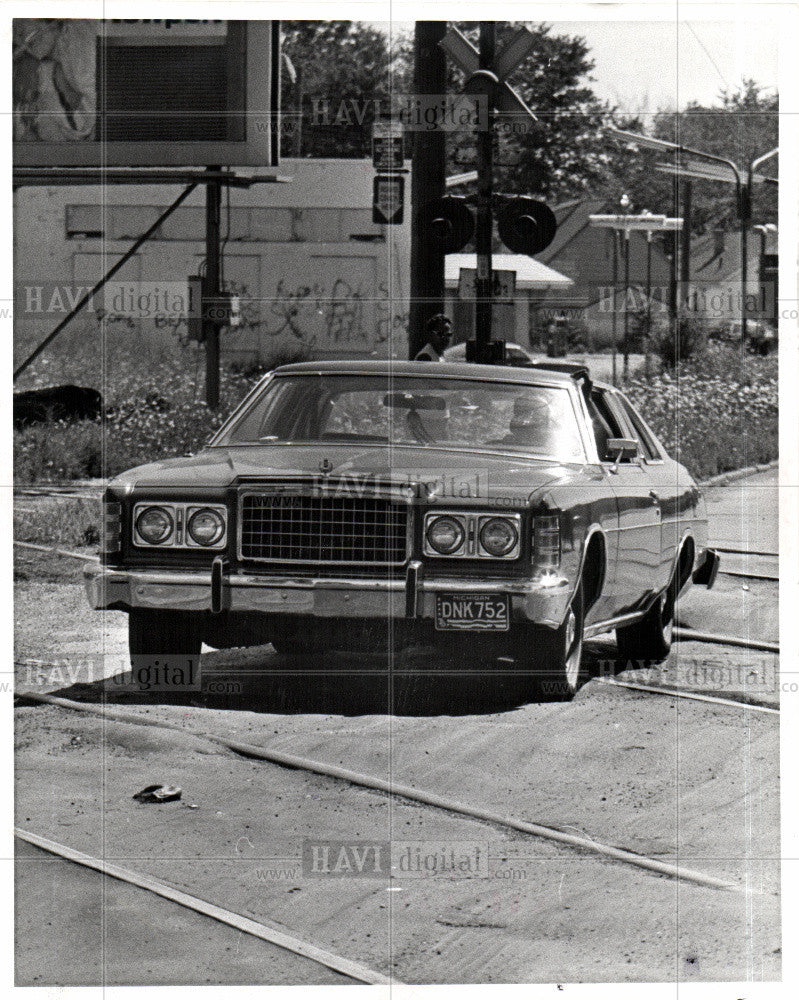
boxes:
[435,593,510,631]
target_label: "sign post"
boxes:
[474,22,496,357]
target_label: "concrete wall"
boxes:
[14,159,412,367]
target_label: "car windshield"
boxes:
[215,374,586,461]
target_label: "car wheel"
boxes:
[615,587,674,666]
[128,609,203,665]
[514,583,586,702]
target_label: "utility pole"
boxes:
[408,21,447,359]
[611,231,618,386]
[680,179,692,309]
[204,168,222,410]
[474,21,496,358]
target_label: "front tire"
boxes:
[514,583,586,701]
[615,587,674,666]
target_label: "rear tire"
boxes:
[615,587,674,666]
[514,583,586,702]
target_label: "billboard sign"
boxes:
[13,19,278,166]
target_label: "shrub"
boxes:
[14,420,103,482]
[651,315,708,368]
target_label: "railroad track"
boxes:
[18,681,772,893]
[14,646,777,982]
[16,829,393,985]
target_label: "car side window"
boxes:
[616,395,662,461]
[584,388,628,461]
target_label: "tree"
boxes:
[598,81,778,232]
[280,19,609,203]
[280,21,411,157]
[447,23,611,202]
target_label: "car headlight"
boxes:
[135,506,174,545]
[426,515,465,555]
[479,517,518,557]
[187,507,226,547]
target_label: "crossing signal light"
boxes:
[422,196,475,254]
[498,198,557,255]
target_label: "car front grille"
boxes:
[239,492,409,564]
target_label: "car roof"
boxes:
[273,358,578,386]
[443,342,534,361]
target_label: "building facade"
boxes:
[14,159,412,371]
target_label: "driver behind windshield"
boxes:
[494,394,559,452]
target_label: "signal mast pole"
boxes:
[408,22,447,359]
[474,21,495,358]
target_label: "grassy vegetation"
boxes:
[14,496,100,548]
[624,345,778,479]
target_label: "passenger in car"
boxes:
[495,395,559,452]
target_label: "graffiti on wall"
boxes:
[72,273,409,355]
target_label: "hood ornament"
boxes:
[319,457,333,476]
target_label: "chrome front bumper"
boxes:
[84,561,574,629]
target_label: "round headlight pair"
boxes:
[426,515,517,557]
[135,506,224,547]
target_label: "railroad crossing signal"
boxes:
[373,174,404,225]
[498,198,558,255]
[421,196,474,254]
[439,26,538,123]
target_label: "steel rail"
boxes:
[16,690,742,892]
[15,829,394,985]
[719,569,779,583]
[14,540,99,562]
[673,627,778,654]
[596,677,778,715]
[713,546,778,558]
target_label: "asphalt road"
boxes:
[13,467,781,984]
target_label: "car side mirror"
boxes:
[605,437,638,469]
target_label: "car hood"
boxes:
[110,444,600,501]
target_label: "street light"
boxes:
[589,210,679,382]
[608,128,778,335]
[620,194,632,379]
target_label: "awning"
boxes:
[445,253,574,291]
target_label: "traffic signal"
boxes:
[421,196,475,254]
[498,197,557,255]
